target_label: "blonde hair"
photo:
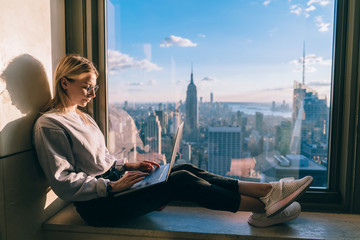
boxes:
[43,54,99,119]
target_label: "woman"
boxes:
[33,55,313,227]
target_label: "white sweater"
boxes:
[33,110,125,201]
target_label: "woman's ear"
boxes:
[60,77,68,90]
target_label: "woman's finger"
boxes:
[125,171,148,180]
[119,174,138,184]
[130,176,145,184]
[143,160,160,168]
[126,170,147,176]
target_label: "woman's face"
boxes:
[62,72,97,109]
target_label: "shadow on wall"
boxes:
[0,54,51,156]
[0,54,66,239]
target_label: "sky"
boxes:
[107,0,334,105]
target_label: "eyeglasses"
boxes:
[64,77,99,95]
[86,85,99,95]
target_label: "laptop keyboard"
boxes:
[132,164,169,188]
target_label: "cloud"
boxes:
[201,77,216,82]
[305,5,316,12]
[289,3,318,18]
[264,86,292,91]
[294,66,317,72]
[289,5,332,31]
[263,0,271,6]
[128,89,143,92]
[314,16,330,32]
[108,49,162,74]
[125,81,157,86]
[126,82,144,86]
[197,34,206,38]
[160,35,197,47]
[290,54,332,72]
[307,0,331,6]
[290,4,302,16]
[307,81,331,86]
[290,54,332,66]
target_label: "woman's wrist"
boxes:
[114,159,128,173]
[106,181,113,195]
[123,162,136,171]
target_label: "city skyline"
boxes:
[108,73,329,186]
[107,0,334,104]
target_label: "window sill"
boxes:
[43,204,360,240]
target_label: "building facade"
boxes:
[208,127,242,176]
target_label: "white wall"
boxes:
[0,0,66,239]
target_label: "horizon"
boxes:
[110,100,291,105]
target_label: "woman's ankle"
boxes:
[262,184,273,197]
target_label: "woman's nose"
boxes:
[88,89,96,97]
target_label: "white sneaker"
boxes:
[260,176,313,217]
[248,202,301,228]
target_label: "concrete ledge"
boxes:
[43,204,360,240]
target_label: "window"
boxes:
[106,0,335,188]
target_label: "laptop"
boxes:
[114,122,184,196]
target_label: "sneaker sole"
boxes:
[248,204,301,227]
[266,176,313,217]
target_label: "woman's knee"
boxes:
[172,163,197,172]
[169,169,197,183]
[169,169,210,189]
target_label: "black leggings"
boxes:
[74,164,241,226]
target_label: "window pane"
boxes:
[106,0,334,188]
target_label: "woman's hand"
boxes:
[125,160,160,173]
[137,152,165,164]
[109,171,148,193]
[136,160,161,172]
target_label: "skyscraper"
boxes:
[300,90,328,163]
[255,112,263,134]
[208,127,242,176]
[291,81,307,154]
[170,109,181,135]
[144,111,162,154]
[291,80,329,163]
[275,120,292,155]
[185,67,199,142]
[155,110,168,135]
[292,81,307,124]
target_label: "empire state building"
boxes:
[185,68,199,142]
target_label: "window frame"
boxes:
[65,0,360,213]
[64,0,108,136]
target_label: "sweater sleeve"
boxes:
[33,125,110,201]
[105,148,128,174]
